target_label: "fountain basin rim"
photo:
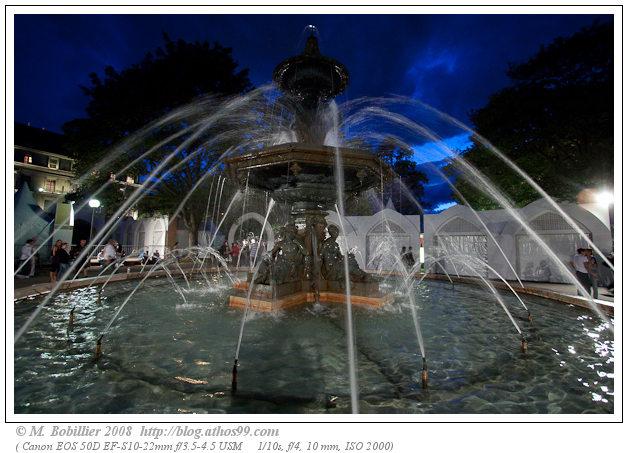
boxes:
[224,143,395,197]
[13,267,613,317]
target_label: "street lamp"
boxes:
[88,198,101,242]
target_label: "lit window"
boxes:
[45,180,56,192]
[126,175,134,184]
[48,157,59,170]
[23,154,32,164]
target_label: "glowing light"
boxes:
[88,199,101,208]
[595,190,614,206]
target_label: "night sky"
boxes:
[14,14,611,208]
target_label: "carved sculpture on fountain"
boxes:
[254,223,307,285]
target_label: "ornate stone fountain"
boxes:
[226,33,394,311]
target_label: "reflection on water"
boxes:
[14,279,613,414]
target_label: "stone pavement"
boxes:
[519,281,614,303]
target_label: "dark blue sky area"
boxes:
[14,14,611,209]
[15,14,609,132]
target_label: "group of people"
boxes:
[50,238,90,282]
[137,248,161,265]
[400,246,416,268]
[571,248,612,299]
[220,237,267,268]
[18,236,171,283]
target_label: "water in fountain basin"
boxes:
[14,278,613,414]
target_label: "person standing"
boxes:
[221,240,230,260]
[230,242,240,267]
[400,246,408,267]
[57,243,72,278]
[407,246,416,268]
[585,250,599,299]
[571,248,591,297]
[71,239,89,277]
[241,239,249,268]
[249,238,259,268]
[602,252,614,296]
[50,239,63,282]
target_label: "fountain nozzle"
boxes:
[421,357,428,389]
[520,337,528,353]
[231,359,239,394]
[68,307,75,330]
[95,335,103,361]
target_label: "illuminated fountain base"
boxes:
[230,279,393,312]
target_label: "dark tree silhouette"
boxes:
[448,22,613,209]
[63,34,252,245]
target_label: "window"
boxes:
[48,157,59,170]
[23,154,32,164]
[126,175,134,184]
[59,159,72,171]
[45,180,56,192]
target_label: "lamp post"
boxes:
[88,199,101,243]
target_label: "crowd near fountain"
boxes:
[14,27,614,414]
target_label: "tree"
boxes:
[376,137,428,214]
[63,34,252,244]
[448,21,612,209]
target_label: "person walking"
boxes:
[18,239,37,278]
[571,248,592,297]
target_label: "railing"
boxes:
[14,243,167,264]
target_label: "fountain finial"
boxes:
[303,35,321,56]
[273,29,349,108]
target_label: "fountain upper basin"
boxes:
[225,143,394,213]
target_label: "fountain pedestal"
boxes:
[223,35,394,312]
[229,279,393,312]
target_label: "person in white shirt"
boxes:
[249,238,258,268]
[102,240,118,265]
[571,248,591,296]
[18,239,36,278]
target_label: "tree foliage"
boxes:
[63,35,252,244]
[449,21,613,209]
[376,137,428,214]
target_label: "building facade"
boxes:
[14,123,76,210]
[14,123,77,261]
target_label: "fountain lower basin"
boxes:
[14,277,614,414]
